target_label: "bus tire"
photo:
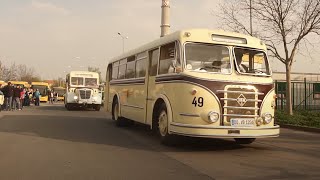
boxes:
[66,104,72,111]
[112,100,127,127]
[94,105,101,111]
[156,103,175,145]
[234,138,256,144]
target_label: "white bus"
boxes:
[105,29,280,144]
[65,71,102,111]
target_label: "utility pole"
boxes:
[250,0,253,36]
[160,0,170,37]
[117,32,128,53]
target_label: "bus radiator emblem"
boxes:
[237,94,247,107]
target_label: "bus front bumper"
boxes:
[169,122,280,138]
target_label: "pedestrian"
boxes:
[24,89,30,106]
[49,91,54,104]
[2,82,14,111]
[34,89,40,106]
[54,92,59,103]
[20,87,26,109]
[13,85,22,110]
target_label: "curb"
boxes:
[280,124,320,133]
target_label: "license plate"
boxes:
[231,118,255,127]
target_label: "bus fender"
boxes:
[153,94,173,132]
[112,93,121,116]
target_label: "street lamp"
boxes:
[117,32,128,53]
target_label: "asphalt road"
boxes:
[0,103,319,180]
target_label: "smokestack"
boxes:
[160,0,170,37]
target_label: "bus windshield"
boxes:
[234,48,270,75]
[185,43,231,74]
[71,77,84,86]
[85,78,98,86]
[32,85,48,95]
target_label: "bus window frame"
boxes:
[233,47,272,77]
[149,47,160,76]
[158,41,181,75]
[135,52,148,78]
[183,42,233,75]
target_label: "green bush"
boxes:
[275,110,320,128]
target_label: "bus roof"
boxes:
[31,82,49,86]
[67,71,99,78]
[109,29,266,64]
[53,86,65,89]
[9,81,29,84]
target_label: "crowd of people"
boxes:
[0,82,60,111]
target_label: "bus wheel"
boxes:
[156,103,175,145]
[94,105,101,111]
[112,100,127,127]
[234,138,256,144]
[66,104,70,111]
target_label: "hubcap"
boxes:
[158,111,168,137]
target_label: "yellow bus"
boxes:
[8,81,30,88]
[31,82,50,102]
[52,87,66,101]
[105,29,280,145]
[0,81,7,88]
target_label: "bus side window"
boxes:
[149,49,159,76]
[136,52,147,78]
[112,61,119,80]
[118,59,127,79]
[159,42,176,74]
[126,56,136,79]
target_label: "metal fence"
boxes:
[275,78,320,111]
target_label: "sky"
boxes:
[0,0,320,80]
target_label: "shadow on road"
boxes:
[0,115,252,152]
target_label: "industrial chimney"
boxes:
[160,0,170,37]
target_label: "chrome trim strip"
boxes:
[121,104,144,109]
[179,113,200,117]
[110,78,145,85]
[224,106,259,110]
[217,90,264,95]
[170,122,280,130]
[221,98,262,102]
[170,131,279,138]
[223,114,259,117]
[181,74,273,85]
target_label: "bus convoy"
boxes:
[64,71,102,111]
[105,29,280,144]
[0,29,280,145]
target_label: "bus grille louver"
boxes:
[217,86,263,126]
[79,89,92,99]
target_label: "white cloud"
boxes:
[30,0,70,15]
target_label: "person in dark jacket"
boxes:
[2,82,14,111]
[13,85,22,110]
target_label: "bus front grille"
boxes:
[218,86,263,126]
[79,89,92,99]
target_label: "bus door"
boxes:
[145,48,160,125]
[105,64,112,112]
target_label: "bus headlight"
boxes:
[74,96,78,100]
[208,111,219,123]
[263,113,273,124]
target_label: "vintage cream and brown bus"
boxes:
[105,29,280,144]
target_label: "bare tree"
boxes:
[88,66,102,83]
[219,0,320,115]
